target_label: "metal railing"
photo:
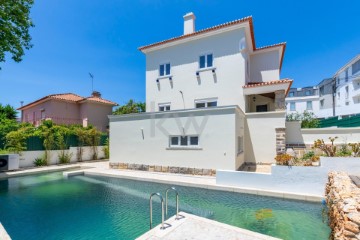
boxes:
[149,192,165,230]
[165,187,179,220]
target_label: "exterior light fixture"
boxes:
[252,96,256,102]
[169,77,172,81]
[156,79,159,83]
[212,69,216,74]
[196,72,200,76]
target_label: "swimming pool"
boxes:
[0,172,330,239]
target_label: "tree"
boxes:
[0,0,34,66]
[0,104,17,120]
[286,110,320,128]
[113,99,146,115]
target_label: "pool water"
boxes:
[0,172,330,240]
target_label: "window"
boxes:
[199,54,213,69]
[290,102,296,111]
[353,59,360,75]
[159,63,170,76]
[195,100,217,108]
[41,110,46,120]
[345,86,349,99]
[288,92,294,97]
[237,136,243,154]
[345,68,349,82]
[159,104,171,112]
[319,86,324,96]
[305,90,311,96]
[306,101,312,110]
[337,92,340,100]
[320,99,324,108]
[256,105,268,112]
[170,136,199,148]
[337,77,340,85]
[345,102,349,106]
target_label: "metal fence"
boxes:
[0,135,108,151]
[319,114,360,128]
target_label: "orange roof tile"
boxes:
[243,79,293,95]
[81,96,118,106]
[138,16,286,69]
[18,93,118,110]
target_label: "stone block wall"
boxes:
[109,162,216,176]
[326,171,360,240]
[275,127,286,155]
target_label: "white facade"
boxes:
[110,13,291,171]
[333,54,360,116]
[285,87,320,117]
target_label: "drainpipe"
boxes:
[332,77,336,117]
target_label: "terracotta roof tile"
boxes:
[138,16,286,69]
[82,96,118,106]
[243,79,293,95]
[243,79,293,89]
[18,93,118,110]
[139,16,255,51]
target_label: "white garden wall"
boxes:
[286,121,360,145]
[19,146,105,168]
[216,157,360,196]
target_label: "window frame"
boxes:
[288,92,294,97]
[290,102,296,111]
[169,135,200,149]
[194,98,218,108]
[159,63,171,77]
[199,53,213,69]
[306,101,312,110]
[158,103,171,112]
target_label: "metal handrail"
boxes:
[149,192,165,230]
[165,187,179,220]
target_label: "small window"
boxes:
[337,92,340,100]
[337,77,340,85]
[306,101,312,110]
[170,135,199,148]
[345,86,349,99]
[320,86,324,96]
[199,54,213,69]
[190,136,199,145]
[345,102,349,106]
[352,59,360,75]
[288,92,294,97]
[290,102,296,111]
[159,63,170,76]
[305,90,311,96]
[320,100,324,108]
[41,110,46,120]
[345,68,349,82]
[171,137,179,145]
[237,136,243,153]
[159,104,171,112]
[195,100,217,108]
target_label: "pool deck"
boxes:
[136,212,280,240]
[1,161,323,202]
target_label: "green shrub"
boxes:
[336,144,352,157]
[34,156,47,166]
[58,151,73,164]
[103,138,109,159]
[302,151,315,160]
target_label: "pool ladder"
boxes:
[149,187,179,230]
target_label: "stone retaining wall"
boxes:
[326,171,360,239]
[109,162,216,176]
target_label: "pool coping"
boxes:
[136,212,281,240]
[64,168,324,202]
[0,223,11,240]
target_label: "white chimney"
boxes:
[183,12,196,35]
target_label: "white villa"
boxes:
[109,13,292,174]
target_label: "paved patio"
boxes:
[136,212,280,240]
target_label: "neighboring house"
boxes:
[285,86,319,116]
[18,91,118,132]
[109,13,292,173]
[286,54,360,119]
[333,54,360,117]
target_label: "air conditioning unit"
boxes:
[0,154,20,171]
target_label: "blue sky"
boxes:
[0,0,359,109]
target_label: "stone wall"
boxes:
[326,171,360,239]
[109,162,216,176]
[275,127,286,155]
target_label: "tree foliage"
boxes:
[0,0,34,66]
[113,99,145,115]
[0,103,17,120]
[286,110,320,128]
